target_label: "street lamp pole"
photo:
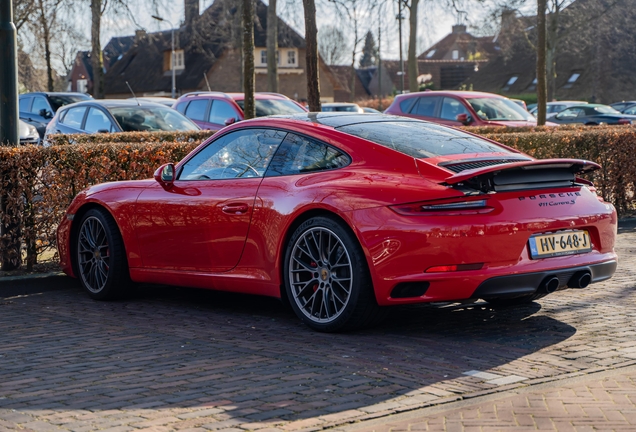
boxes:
[152,15,176,98]
[396,1,404,94]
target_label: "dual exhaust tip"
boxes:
[540,270,592,294]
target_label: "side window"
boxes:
[413,97,439,117]
[399,97,417,114]
[179,129,286,180]
[557,108,579,118]
[266,133,350,177]
[84,107,114,133]
[60,107,87,128]
[31,96,51,115]
[19,97,32,112]
[440,97,470,121]
[209,100,240,124]
[174,102,187,113]
[624,106,636,115]
[184,99,209,121]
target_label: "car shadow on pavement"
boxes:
[0,282,577,426]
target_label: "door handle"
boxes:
[222,203,249,214]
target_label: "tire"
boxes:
[74,208,131,300]
[283,216,381,332]
[487,292,547,307]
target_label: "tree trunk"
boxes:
[242,0,255,119]
[303,0,321,111]
[266,0,278,93]
[37,0,54,91]
[90,0,104,98]
[537,0,547,125]
[407,0,419,93]
[546,12,558,101]
[349,53,356,102]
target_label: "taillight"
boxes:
[425,263,484,273]
[390,198,493,216]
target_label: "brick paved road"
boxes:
[0,220,635,432]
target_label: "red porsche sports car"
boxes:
[57,113,618,332]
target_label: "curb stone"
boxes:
[0,272,78,298]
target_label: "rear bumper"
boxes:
[471,260,617,300]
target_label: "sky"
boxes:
[95,0,462,63]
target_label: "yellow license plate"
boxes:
[528,230,592,259]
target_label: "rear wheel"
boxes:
[75,208,130,300]
[284,216,381,332]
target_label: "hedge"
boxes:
[0,126,634,270]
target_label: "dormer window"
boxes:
[426,49,436,58]
[502,75,518,92]
[563,72,580,89]
[164,49,185,71]
[452,50,459,60]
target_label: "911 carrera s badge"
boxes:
[528,230,592,259]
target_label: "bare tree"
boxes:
[267,0,279,92]
[303,0,321,111]
[537,0,547,124]
[33,0,65,91]
[318,25,349,65]
[403,0,419,93]
[14,0,36,30]
[243,0,255,118]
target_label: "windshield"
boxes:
[110,106,200,132]
[337,121,511,158]
[594,106,620,114]
[467,97,534,121]
[49,94,92,112]
[236,99,306,116]
[323,105,361,112]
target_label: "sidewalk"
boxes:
[337,365,636,431]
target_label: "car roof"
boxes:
[322,103,360,107]
[61,99,171,110]
[267,112,420,128]
[21,92,92,98]
[176,92,290,102]
[397,90,510,99]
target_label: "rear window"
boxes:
[236,99,306,117]
[337,121,511,158]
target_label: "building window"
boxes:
[426,49,436,58]
[563,72,580,89]
[261,49,267,65]
[77,79,88,93]
[452,50,459,60]
[172,49,185,70]
[502,75,518,92]
[287,49,296,66]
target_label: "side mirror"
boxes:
[154,163,175,188]
[39,109,53,119]
[456,113,472,125]
[224,117,237,126]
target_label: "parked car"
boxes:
[362,107,382,114]
[609,101,636,112]
[44,99,199,139]
[510,98,528,111]
[384,91,540,127]
[57,113,617,332]
[549,104,636,125]
[128,96,177,107]
[321,103,364,113]
[174,91,308,131]
[529,101,588,119]
[620,104,636,115]
[19,120,40,145]
[19,92,92,137]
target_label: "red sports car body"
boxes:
[57,113,617,331]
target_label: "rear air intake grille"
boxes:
[440,158,531,173]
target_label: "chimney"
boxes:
[452,24,467,34]
[184,0,199,27]
[135,29,146,42]
[500,8,516,30]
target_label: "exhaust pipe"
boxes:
[569,271,592,289]
[539,276,560,294]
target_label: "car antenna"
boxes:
[203,73,211,91]
[126,81,140,106]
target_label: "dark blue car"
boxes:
[550,104,636,125]
[19,92,92,138]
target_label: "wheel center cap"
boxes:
[94,250,100,259]
[320,268,329,281]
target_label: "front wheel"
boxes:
[75,208,131,300]
[284,216,381,332]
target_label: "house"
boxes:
[102,0,344,101]
[464,0,636,103]
[67,35,136,94]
